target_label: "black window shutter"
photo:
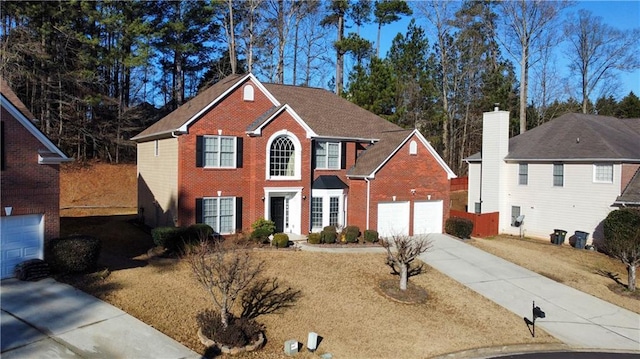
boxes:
[235,197,243,231]
[341,142,347,169]
[196,136,203,167]
[236,137,243,168]
[195,198,203,224]
[311,140,316,170]
[1,122,5,171]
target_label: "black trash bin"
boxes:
[574,231,589,249]
[552,229,567,245]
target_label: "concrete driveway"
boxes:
[1,277,200,359]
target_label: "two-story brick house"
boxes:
[1,78,71,278]
[132,74,455,238]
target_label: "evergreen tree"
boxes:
[617,91,640,119]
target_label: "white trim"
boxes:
[1,94,71,163]
[314,141,341,170]
[178,73,280,133]
[248,104,317,139]
[202,196,236,235]
[263,187,303,234]
[409,140,417,155]
[243,84,255,101]
[202,135,237,168]
[265,130,302,180]
[367,130,456,179]
[310,189,345,232]
[593,163,614,183]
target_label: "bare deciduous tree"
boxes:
[381,234,432,291]
[497,0,570,134]
[186,240,263,328]
[564,10,640,114]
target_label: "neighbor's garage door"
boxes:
[377,202,410,238]
[1,214,44,279]
[413,200,443,235]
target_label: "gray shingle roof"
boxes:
[467,113,640,162]
[506,113,640,161]
[616,168,640,205]
[347,129,413,177]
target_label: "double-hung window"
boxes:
[553,164,564,187]
[594,164,613,183]
[200,136,237,168]
[315,141,340,169]
[311,197,323,229]
[202,197,235,234]
[518,163,528,185]
[329,197,339,226]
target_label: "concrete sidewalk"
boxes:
[419,234,640,352]
[1,278,200,359]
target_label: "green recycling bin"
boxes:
[574,231,589,249]
[552,229,567,245]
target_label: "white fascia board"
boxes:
[369,129,457,180]
[505,158,639,163]
[248,104,317,139]
[312,135,379,142]
[178,73,281,133]
[1,95,71,161]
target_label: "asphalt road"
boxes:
[493,352,639,359]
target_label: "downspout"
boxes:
[365,177,371,229]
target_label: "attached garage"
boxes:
[1,214,44,279]
[413,200,443,235]
[377,201,410,238]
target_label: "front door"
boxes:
[270,197,285,233]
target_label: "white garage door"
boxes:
[1,214,44,279]
[377,202,410,238]
[413,200,443,235]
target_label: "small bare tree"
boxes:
[186,240,264,328]
[381,234,432,291]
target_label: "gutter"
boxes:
[365,178,371,230]
[130,129,186,142]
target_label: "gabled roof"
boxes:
[0,78,71,164]
[348,129,456,179]
[466,113,640,163]
[615,168,640,206]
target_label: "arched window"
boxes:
[409,140,418,155]
[270,136,296,176]
[243,85,254,101]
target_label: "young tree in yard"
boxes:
[381,234,432,291]
[186,240,264,328]
[603,208,640,292]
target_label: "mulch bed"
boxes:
[376,278,428,304]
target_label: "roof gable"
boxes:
[1,78,71,163]
[616,168,640,205]
[348,129,456,179]
[246,104,317,138]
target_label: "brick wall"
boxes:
[1,110,61,240]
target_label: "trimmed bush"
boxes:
[445,217,474,239]
[188,223,214,240]
[344,226,360,243]
[196,309,263,348]
[151,227,178,248]
[321,226,337,244]
[251,217,275,234]
[152,224,213,252]
[603,208,640,250]
[45,235,101,273]
[250,228,272,244]
[307,232,321,244]
[364,230,379,243]
[272,233,289,248]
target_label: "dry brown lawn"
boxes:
[468,235,639,314]
[57,164,631,358]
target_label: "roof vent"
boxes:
[576,137,580,143]
[494,103,500,111]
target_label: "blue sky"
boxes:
[360,1,640,101]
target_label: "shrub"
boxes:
[344,226,360,243]
[151,226,178,248]
[307,232,321,244]
[251,217,275,234]
[152,225,213,252]
[272,233,289,248]
[250,228,272,244]
[445,217,474,239]
[45,235,101,273]
[603,208,640,243]
[188,223,214,240]
[364,230,379,243]
[196,309,263,348]
[321,226,337,244]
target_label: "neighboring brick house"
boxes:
[132,74,455,238]
[1,78,71,278]
[466,109,640,244]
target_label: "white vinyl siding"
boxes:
[594,164,613,183]
[315,141,340,169]
[203,197,235,234]
[137,138,179,227]
[204,136,236,168]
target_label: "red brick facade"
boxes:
[138,76,454,236]
[1,107,62,241]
